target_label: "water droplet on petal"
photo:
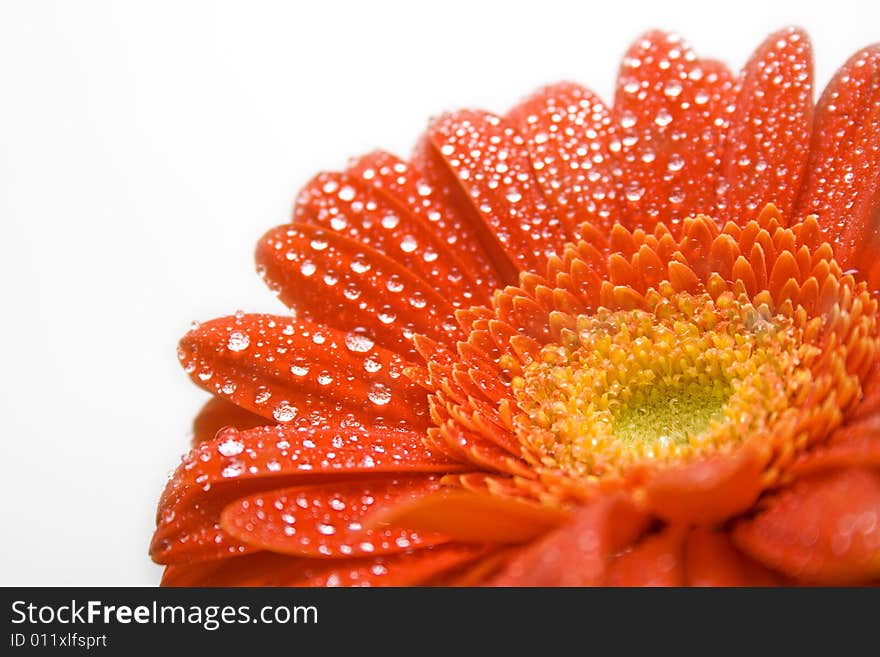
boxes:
[272,402,298,423]
[654,110,673,127]
[217,435,244,457]
[345,331,375,353]
[290,362,309,377]
[221,462,244,478]
[400,235,418,253]
[368,382,392,406]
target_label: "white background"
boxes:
[1,0,877,585]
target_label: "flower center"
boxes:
[511,288,816,479]
[610,379,731,447]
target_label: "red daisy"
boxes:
[151,27,880,586]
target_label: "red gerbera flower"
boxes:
[151,27,880,586]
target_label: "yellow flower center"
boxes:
[512,288,818,479]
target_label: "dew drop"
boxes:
[290,362,310,377]
[221,462,244,478]
[668,154,685,172]
[386,275,404,293]
[625,186,645,202]
[378,307,397,324]
[663,81,683,97]
[217,436,244,457]
[345,331,375,353]
[368,382,392,406]
[654,110,673,127]
[272,402,298,423]
[226,331,250,352]
[400,235,418,253]
[350,257,371,274]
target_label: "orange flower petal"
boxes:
[220,476,448,558]
[734,467,880,584]
[488,495,650,586]
[612,31,734,229]
[151,485,257,565]
[605,527,686,586]
[852,362,880,421]
[161,422,461,512]
[420,109,572,274]
[256,224,463,357]
[161,544,489,587]
[722,27,813,223]
[683,527,783,586]
[640,445,766,525]
[293,166,488,307]
[787,416,880,477]
[153,422,464,564]
[178,313,430,426]
[507,82,620,234]
[191,396,267,446]
[796,44,880,288]
[373,489,568,544]
[347,150,504,292]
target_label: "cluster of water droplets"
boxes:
[511,83,620,229]
[222,476,443,558]
[292,164,487,308]
[432,110,570,271]
[177,313,430,432]
[260,225,462,350]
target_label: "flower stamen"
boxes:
[512,289,816,479]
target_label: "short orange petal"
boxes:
[683,527,783,586]
[640,445,766,525]
[734,467,880,584]
[374,489,568,544]
[605,527,686,586]
[788,416,880,478]
[488,495,650,586]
